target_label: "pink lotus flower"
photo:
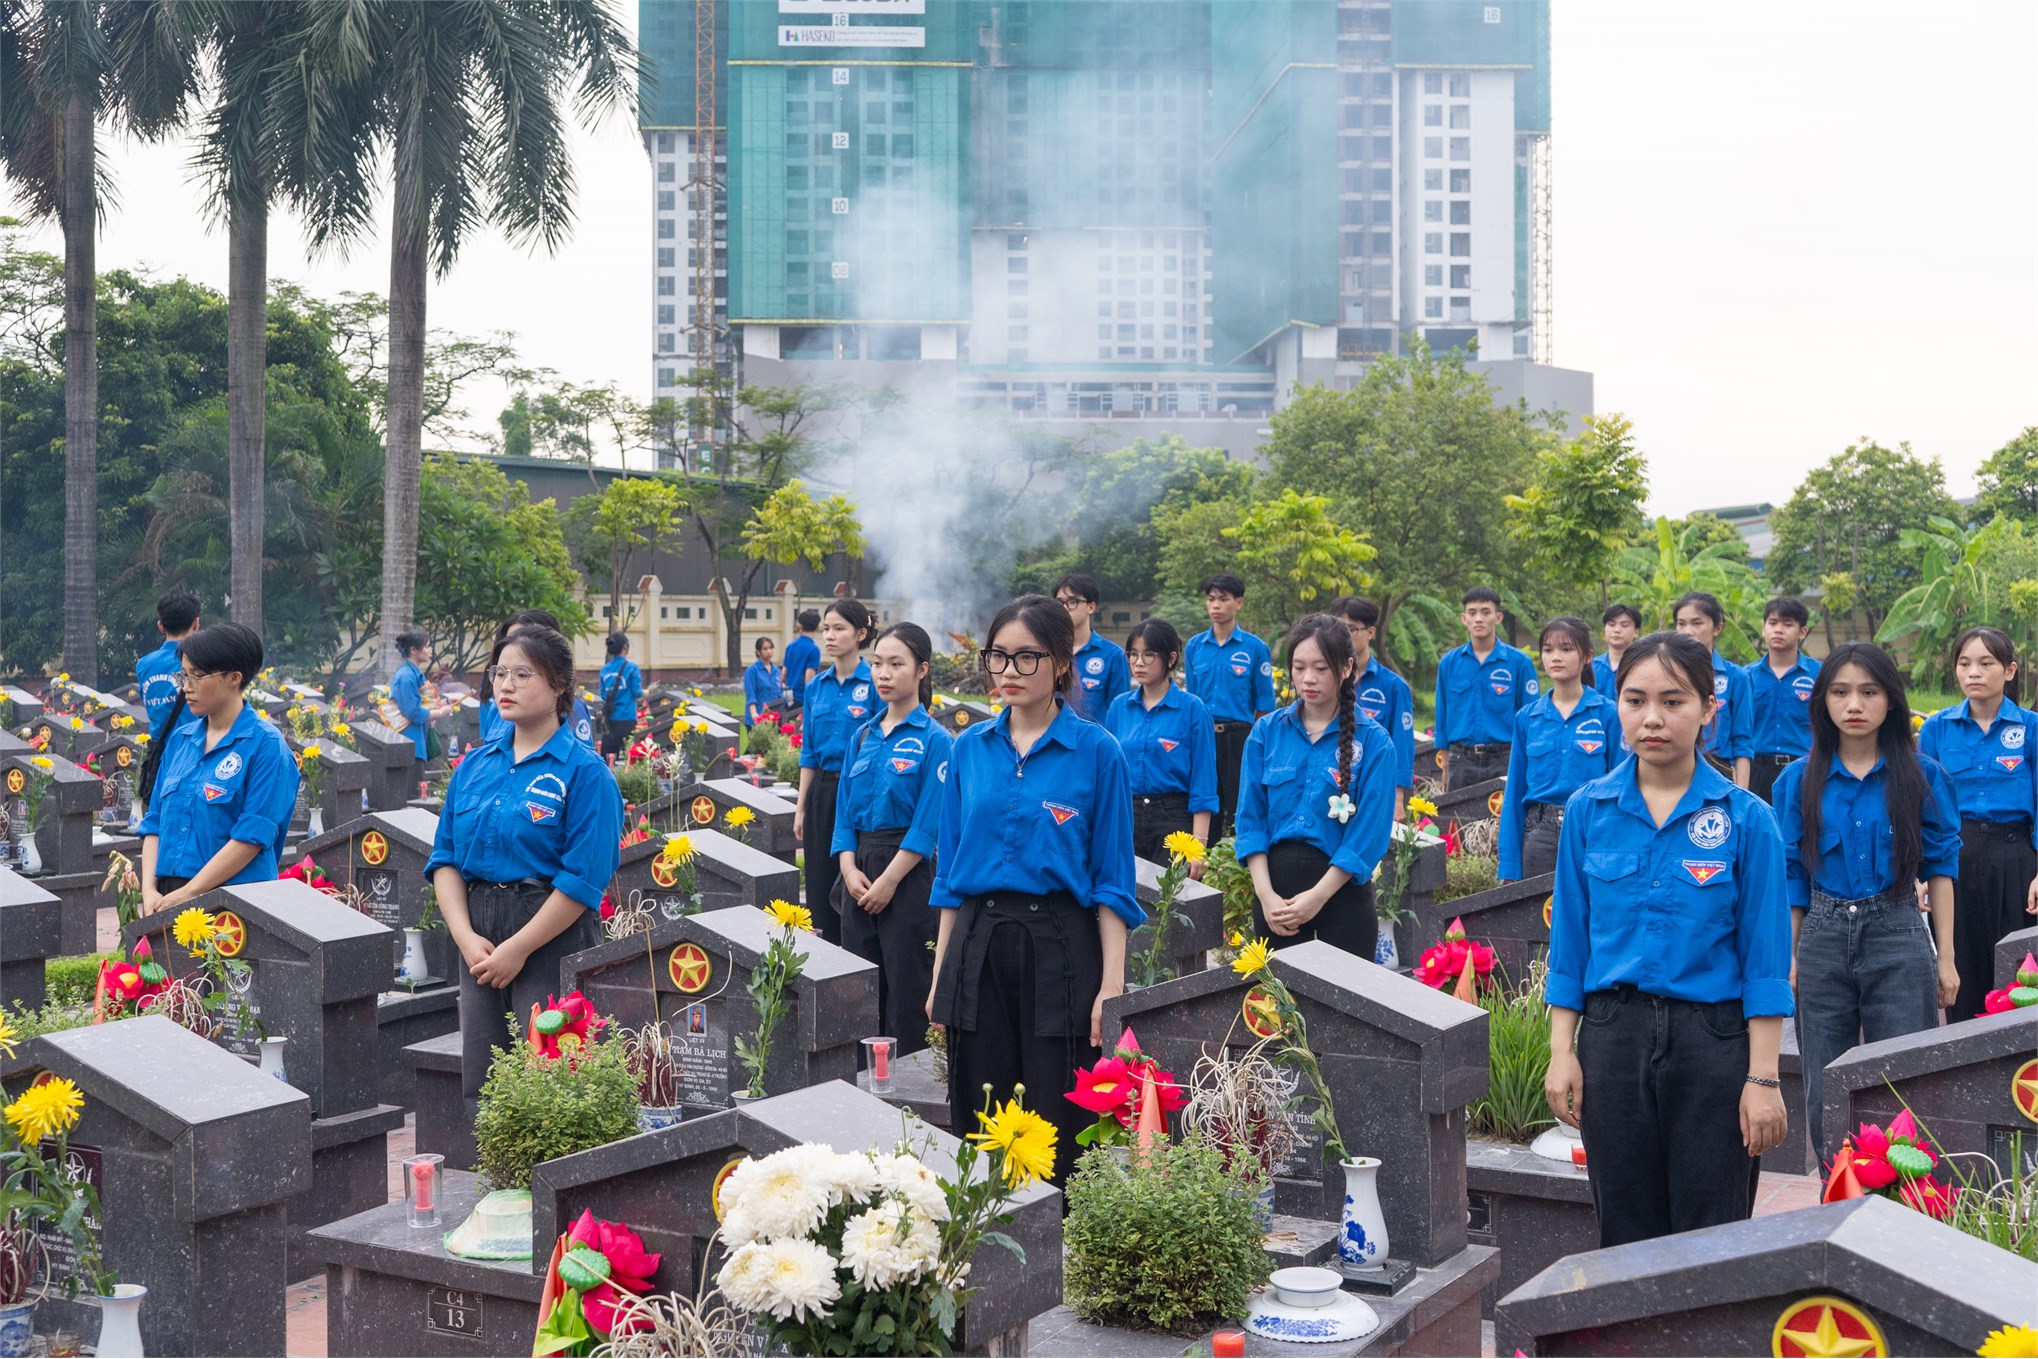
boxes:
[1898,1174,1954,1220]
[566,1209,660,1335]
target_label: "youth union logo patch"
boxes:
[2004,724,2027,750]
[1792,675,1816,702]
[1042,801,1079,826]
[890,758,918,774]
[1087,657,1105,675]
[1230,651,1250,677]
[527,801,558,824]
[1999,756,2026,773]
[1489,666,1512,696]
[213,752,243,780]
[1683,860,1727,885]
[1687,807,1732,850]
[853,684,870,701]
[1714,673,1730,696]
[1157,738,1179,752]
[1359,686,1386,719]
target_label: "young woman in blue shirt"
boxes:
[1234,615,1395,957]
[1498,617,1618,882]
[390,630,456,767]
[478,609,597,750]
[1544,631,1791,1247]
[1771,641,1961,1163]
[427,625,623,1097]
[796,598,875,947]
[597,631,644,760]
[139,623,301,914]
[833,623,953,1056]
[1105,619,1217,865]
[743,637,786,729]
[927,594,1139,1183]
[1673,591,1753,788]
[1920,628,2038,1021]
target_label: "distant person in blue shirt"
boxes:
[927,594,1139,1185]
[1591,603,1641,701]
[1330,595,1415,817]
[1183,573,1277,836]
[139,623,300,914]
[1920,626,2038,1021]
[136,587,205,748]
[833,622,952,1056]
[1498,617,1618,882]
[1744,598,1820,803]
[796,598,875,948]
[1674,591,1753,788]
[1543,631,1791,1248]
[1054,572,1130,723]
[478,608,596,751]
[1104,618,1217,865]
[390,630,455,766]
[743,637,785,729]
[1772,642,1961,1163]
[427,624,623,1096]
[1234,615,1396,959]
[1433,586,1538,790]
[780,610,823,714]
[597,631,644,759]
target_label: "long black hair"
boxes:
[137,623,264,801]
[985,594,1075,699]
[874,622,935,709]
[1285,613,1358,794]
[1800,642,1925,892]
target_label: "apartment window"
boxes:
[1098,347,1113,360]
[1450,201,1471,225]
[1423,72,1442,94]
[1424,201,1442,222]
[1342,200,1367,226]
[657,220,675,239]
[658,333,675,352]
[1374,73,1393,96]
[1097,301,1112,317]
[1424,264,1443,287]
[657,304,675,325]
[1370,231,1392,257]
[1140,347,1154,359]
[1372,167,1391,192]
[1372,136,1392,160]
[1450,104,1470,129]
[1008,257,1027,273]
[1424,137,1442,160]
[1118,324,1135,341]
[1010,349,1028,364]
[1450,168,1471,193]
[1423,105,1442,126]
[1010,302,1027,318]
[1008,280,1027,296]
[657,276,675,295]
[1451,264,1471,288]
[1348,270,1367,290]
[1450,297,1471,321]
[1008,325,1028,341]
[1098,325,1111,339]
[1424,168,1443,192]
[1008,233,1028,250]
[656,133,674,153]
[658,190,675,211]
[657,247,675,267]
[1372,104,1393,127]
[1450,232,1470,256]
[1449,73,1470,97]
[1513,333,1530,356]
[1449,137,1470,161]
[1424,297,1442,319]
[892,134,913,157]
[657,162,675,182]
[658,367,677,386]
[1372,199,1392,224]
[1424,232,1443,255]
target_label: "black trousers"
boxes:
[600,717,633,759]
[1748,754,1793,804]
[1254,840,1377,959]
[1520,802,1563,880]
[835,830,937,1057]
[456,880,602,1097]
[1131,792,1194,863]
[1212,721,1250,837]
[1578,987,1761,1248]
[1446,744,1509,790]
[1950,819,2038,1022]
[803,769,844,946]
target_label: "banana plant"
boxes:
[1876,515,2018,686]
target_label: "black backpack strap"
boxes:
[136,693,186,803]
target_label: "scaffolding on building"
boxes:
[1530,131,1552,365]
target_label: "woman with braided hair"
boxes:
[1234,614,1396,956]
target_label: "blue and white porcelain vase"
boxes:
[1372,921,1400,970]
[0,1299,35,1358]
[1337,1156,1389,1274]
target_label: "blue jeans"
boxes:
[1794,887,1939,1164]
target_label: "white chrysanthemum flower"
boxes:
[717,1238,842,1322]
[815,1150,881,1206]
[872,1152,951,1223]
[718,1145,836,1245]
[839,1201,940,1291]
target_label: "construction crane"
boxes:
[684,0,724,462]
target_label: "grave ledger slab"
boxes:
[0,866,62,1015]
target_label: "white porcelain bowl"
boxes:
[1268,1266,1344,1309]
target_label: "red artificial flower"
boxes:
[1442,819,1462,856]
[1068,1055,1139,1118]
[1848,1110,1938,1194]
[1128,1059,1188,1122]
[1411,932,1497,989]
[529,990,607,1059]
[599,893,616,922]
[1985,987,2018,1014]
[566,1209,661,1335]
[1898,1174,1954,1219]
[99,956,144,1002]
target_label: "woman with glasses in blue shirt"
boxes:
[1919,627,2038,1021]
[1499,617,1619,882]
[1545,632,1792,1247]
[927,594,1140,1182]
[478,609,597,751]
[1105,618,1217,865]
[427,626,623,1097]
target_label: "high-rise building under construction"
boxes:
[640,0,1586,465]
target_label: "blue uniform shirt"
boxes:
[799,660,876,772]
[1354,656,1416,790]
[1103,684,1219,811]
[424,721,623,912]
[781,635,821,696]
[743,660,785,726]
[1183,627,1278,724]
[1700,650,1754,761]
[140,703,300,883]
[830,706,954,858]
[1544,759,1793,1016]
[1433,641,1538,750]
[480,695,596,751]
[1233,701,1397,883]
[136,638,201,742]
[1745,652,1821,758]
[1919,699,2038,849]
[1068,632,1132,724]
[1771,752,1962,906]
[598,657,643,724]
[390,661,434,758]
[929,701,1142,927]
[1498,688,1621,880]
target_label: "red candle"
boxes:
[873,1039,891,1081]
[1212,1329,1246,1357]
[1571,1144,1588,1168]
[411,1159,436,1211]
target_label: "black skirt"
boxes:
[803,768,844,945]
[1253,840,1377,958]
[1949,819,2038,1022]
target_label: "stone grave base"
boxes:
[1766,1024,1811,1175]
[855,1045,950,1128]
[1466,1138,1597,1356]
[1027,1244,1498,1357]
[377,984,460,1109]
[308,1169,545,1358]
[39,869,100,955]
[406,1030,480,1173]
[290,1102,408,1281]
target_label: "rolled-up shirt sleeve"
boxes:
[1543,793,1593,1013]
[902,730,951,859]
[1735,800,1795,1017]
[232,734,300,853]
[553,763,624,911]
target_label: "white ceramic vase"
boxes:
[18,835,41,876]
[1373,921,1400,970]
[307,807,324,837]
[1338,1156,1389,1274]
[397,928,430,985]
[258,1035,289,1084]
[0,1299,35,1358]
[94,1284,147,1358]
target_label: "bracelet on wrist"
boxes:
[1744,1074,1781,1088]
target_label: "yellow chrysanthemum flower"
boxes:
[724,806,756,828]
[135,734,149,745]
[4,1076,84,1143]
[1979,1325,2038,1358]
[1162,830,1206,865]
[332,722,352,737]
[968,1098,1057,1189]
[1227,930,1244,948]
[660,834,695,864]
[692,720,710,734]
[0,1012,18,1061]
[691,687,703,697]
[55,673,69,683]
[302,744,322,762]
[669,723,686,742]
[174,907,218,951]
[1231,938,1273,977]
[69,716,84,731]
[1408,795,1439,818]
[765,899,813,933]
[30,755,53,770]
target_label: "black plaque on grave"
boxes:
[300,807,451,983]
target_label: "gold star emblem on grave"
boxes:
[690,795,717,826]
[953,711,971,727]
[360,830,389,866]
[212,911,248,958]
[4,769,23,795]
[1242,987,1282,1040]
[1772,1296,1885,1358]
[1487,790,1504,818]
[2014,1059,2038,1125]
[712,1158,744,1220]
[115,745,132,767]
[649,855,680,888]
[1542,895,1553,929]
[669,943,712,994]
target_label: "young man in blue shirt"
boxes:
[1674,591,1753,788]
[1592,603,1641,699]
[1054,572,1130,724]
[1743,597,1820,803]
[1183,574,1277,836]
[136,588,205,744]
[780,610,822,714]
[1330,595,1414,817]
[1433,586,1538,790]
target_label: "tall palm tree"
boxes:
[283,0,636,680]
[0,0,201,683]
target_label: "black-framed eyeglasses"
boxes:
[982,648,1050,676]
[1053,594,1085,610]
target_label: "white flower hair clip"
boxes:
[1327,793,1355,824]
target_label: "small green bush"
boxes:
[4,999,97,1045]
[44,955,108,1008]
[1064,1137,1271,1336]
[472,1037,638,1189]
[615,761,660,808]
[742,721,783,759]
[1438,852,1499,904]
[1468,961,1554,1144]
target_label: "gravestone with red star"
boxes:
[299,808,449,985]
[1822,1006,2038,1182]
[688,777,798,859]
[610,824,800,921]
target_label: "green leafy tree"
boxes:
[1972,427,2038,526]
[1878,515,2031,686]
[1766,440,1965,635]
[1504,413,1650,604]
[1610,517,1766,658]
[565,475,687,628]
[1817,571,1857,650]
[1154,489,1373,640]
[742,480,864,593]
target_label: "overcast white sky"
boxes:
[9,0,2035,516]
